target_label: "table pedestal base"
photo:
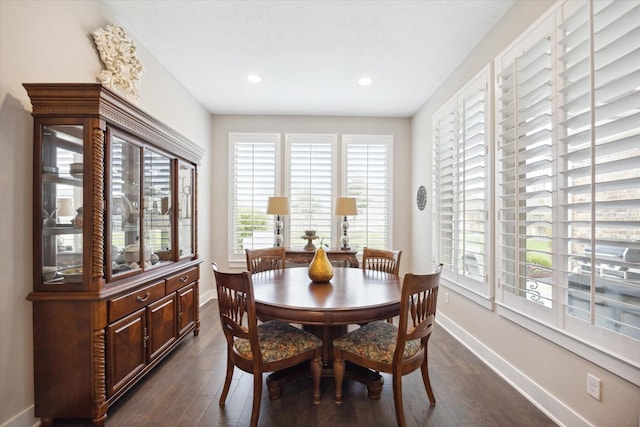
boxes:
[266,361,383,400]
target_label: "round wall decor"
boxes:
[416,185,427,211]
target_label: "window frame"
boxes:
[228,132,281,263]
[228,132,393,265]
[432,65,493,305]
[493,0,640,382]
[342,134,394,252]
[284,133,338,248]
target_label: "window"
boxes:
[496,12,554,314]
[343,135,393,251]
[229,133,279,257]
[286,134,337,247]
[433,66,491,298]
[495,0,640,371]
[229,132,392,263]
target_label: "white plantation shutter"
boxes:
[343,135,392,251]
[558,0,640,341]
[230,133,279,258]
[286,134,336,248]
[495,0,640,368]
[496,14,554,313]
[433,99,458,276]
[433,66,490,295]
[461,80,489,284]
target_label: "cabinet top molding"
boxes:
[23,83,205,163]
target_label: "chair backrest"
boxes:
[362,247,402,276]
[245,247,286,273]
[394,263,443,363]
[212,265,261,363]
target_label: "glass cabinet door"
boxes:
[41,124,84,283]
[143,150,173,265]
[110,135,142,275]
[178,163,195,257]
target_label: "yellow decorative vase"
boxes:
[308,247,333,283]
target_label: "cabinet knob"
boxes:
[136,292,150,302]
[180,275,189,283]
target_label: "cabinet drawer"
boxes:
[109,281,165,322]
[166,267,199,294]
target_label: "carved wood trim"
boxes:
[92,127,105,280]
[93,328,107,414]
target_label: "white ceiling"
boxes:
[101,0,515,117]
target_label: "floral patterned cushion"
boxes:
[333,321,420,364]
[234,320,322,363]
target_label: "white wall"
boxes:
[210,114,412,273]
[0,2,213,426]
[411,1,640,426]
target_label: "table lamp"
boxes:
[334,197,357,250]
[57,198,75,223]
[267,196,290,247]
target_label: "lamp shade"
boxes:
[267,196,290,215]
[334,197,357,216]
[57,198,75,216]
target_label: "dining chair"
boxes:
[362,247,402,276]
[212,263,323,427]
[332,263,444,427]
[245,246,286,273]
[362,247,402,323]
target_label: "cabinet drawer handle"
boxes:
[180,275,190,283]
[136,292,150,302]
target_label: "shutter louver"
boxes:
[559,0,640,339]
[344,135,392,251]
[287,135,335,248]
[434,67,489,290]
[232,137,277,254]
[498,22,553,306]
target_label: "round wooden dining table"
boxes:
[251,266,402,399]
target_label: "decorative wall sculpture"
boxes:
[92,24,143,102]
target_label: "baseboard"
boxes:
[435,312,593,427]
[199,288,216,306]
[0,404,38,427]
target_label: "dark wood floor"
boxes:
[55,300,556,426]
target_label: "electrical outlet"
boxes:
[587,373,601,400]
[444,292,449,304]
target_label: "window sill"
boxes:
[440,277,494,310]
[496,302,640,387]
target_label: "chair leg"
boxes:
[392,373,406,427]
[333,356,345,403]
[250,372,263,427]
[310,355,322,403]
[420,356,436,405]
[219,353,234,405]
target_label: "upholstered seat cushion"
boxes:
[234,320,322,362]
[333,321,420,364]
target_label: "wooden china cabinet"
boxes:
[25,83,204,426]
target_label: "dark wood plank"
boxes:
[52,300,556,426]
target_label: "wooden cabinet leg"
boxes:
[92,414,107,426]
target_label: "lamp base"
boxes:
[340,216,351,250]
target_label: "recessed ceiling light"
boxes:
[247,74,262,83]
[358,76,373,86]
